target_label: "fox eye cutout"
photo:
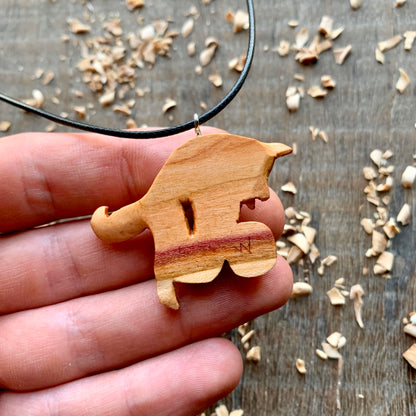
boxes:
[180,199,195,234]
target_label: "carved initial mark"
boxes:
[233,237,252,254]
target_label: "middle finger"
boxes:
[0,255,292,391]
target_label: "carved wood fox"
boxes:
[91,133,291,309]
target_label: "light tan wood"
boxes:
[91,133,291,309]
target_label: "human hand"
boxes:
[0,127,292,416]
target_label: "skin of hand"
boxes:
[0,127,293,416]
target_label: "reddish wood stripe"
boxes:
[154,230,274,267]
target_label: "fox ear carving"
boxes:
[91,133,292,309]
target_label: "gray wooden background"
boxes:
[1,0,416,415]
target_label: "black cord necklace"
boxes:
[0,0,255,139]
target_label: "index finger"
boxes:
[0,128,217,233]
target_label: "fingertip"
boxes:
[207,338,244,391]
[273,254,294,308]
[239,189,285,240]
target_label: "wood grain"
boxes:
[1,0,416,414]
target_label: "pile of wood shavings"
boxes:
[12,3,252,134]
[361,149,413,278]
[375,31,415,94]
[361,150,416,368]
[276,15,349,114]
[238,322,261,363]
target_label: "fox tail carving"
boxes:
[91,202,147,243]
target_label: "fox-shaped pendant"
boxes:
[91,133,291,309]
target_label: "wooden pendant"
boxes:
[91,133,292,309]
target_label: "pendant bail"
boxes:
[194,113,201,136]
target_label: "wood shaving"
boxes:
[318,16,333,37]
[286,93,300,112]
[0,121,11,132]
[396,0,407,6]
[99,90,115,107]
[350,0,363,9]
[396,68,410,93]
[327,287,346,306]
[288,233,310,255]
[286,246,303,265]
[322,342,342,359]
[45,123,56,132]
[241,329,255,344]
[294,73,305,82]
[113,104,132,116]
[309,126,319,140]
[361,218,375,234]
[370,149,383,168]
[295,48,319,65]
[378,35,402,52]
[363,166,378,180]
[404,324,416,338]
[372,230,387,255]
[296,358,307,374]
[327,332,343,349]
[350,284,365,328]
[24,89,44,109]
[238,323,249,337]
[322,255,338,266]
[316,349,328,360]
[225,10,249,33]
[126,0,145,11]
[228,55,246,72]
[162,98,177,113]
[333,45,351,64]
[295,28,309,50]
[281,181,297,194]
[307,85,327,98]
[68,18,91,34]
[376,176,394,192]
[318,130,329,143]
[397,203,411,225]
[246,346,261,362]
[215,405,229,416]
[291,282,313,298]
[126,119,138,129]
[330,26,344,40]
[403,344,416,369]
[276,39,290,56]
[321,75,336,88]
[42,71,55,86]
[229,411,244,416]
[401,166,416,188]
[181,18,194,38]
[383,218,400,239]
[302,226,316,246]
[404,31,416,51]
[316,39,333,54]
[209,74,223,88]
[73,106,86,118]
[375,48,385,64]
[374,251,394,275]
[187,41,196,57]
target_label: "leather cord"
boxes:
[0,0,255,139]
